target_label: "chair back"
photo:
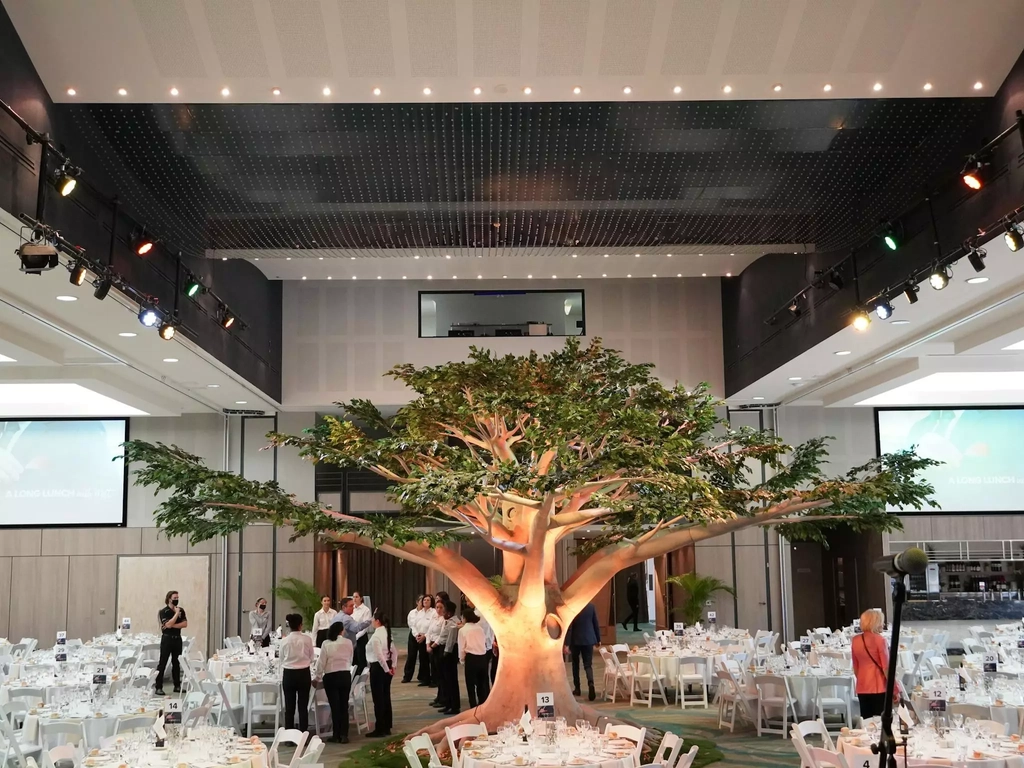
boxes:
[114,715,157,735]
[603,723,646,764]
[949,702,990,721]
[969,718,1007,737]
[793,719,835,750]
[8,688,45,707]
[753,674,790,700]
[405,733,441,766]
[45,744,81,768]
[39,721,87,750]
[298,736,324,764]
[677,656,706,676]
[675,745,699,768]
[269,728,309,768]
[651,732,682,768]
[445,723,487,768]
[808,746,849,768]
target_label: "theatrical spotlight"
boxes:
[132,230,154,256]
[184,275,205,298]
[93,276,112,301]
[138,306,160,327]
[826,271,844,291]
[961,157,987,191]
[904,282,920,304]
[53,164,80,197]
[929,266,951,290]
[967,246,987,272]
[69,259,88,286]
[788,300,802,318]
[158,319,177,341]
[219,306,236,330]
[874,299,894,320]
[851,310,870,331]
[18,239,59,275]
[1004,222,1024,252]
[882,224,901,251]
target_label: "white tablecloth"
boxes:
[839,733,1024,768]
[629,652,724,688]
[463,755,633,768]
[22,706,163,748]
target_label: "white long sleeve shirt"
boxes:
[415,609,435,637]
[279,631,314,670]
[425,611,446,644]
[458,622,487,661]
[367,626,398,670]
[313,637,353,677]
[311,608,337,636]
[351,603,372,624]
[407,608,422,635]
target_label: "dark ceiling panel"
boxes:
[62,99,986,255]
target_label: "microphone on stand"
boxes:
[874,547,929,578]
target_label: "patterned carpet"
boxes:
[309,625,801,767]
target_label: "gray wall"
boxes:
[423,291,584,337]
[0,412,317,652]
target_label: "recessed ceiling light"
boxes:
[666,253,672,257]
[377,276,382,279]
[119,332,137,338]
[823,83,832,92]
[66,88,76,96]
[527,274,533,278]
[725,272,732,277]
[698,252,703,256]
[352,275,357,279]
[477,275,482,279]
[56,295,77,302]
[427,275,432,279]
[752,396,765,401]
[350,256,356,260]
[966,276,989,284]
[373,87,381,96]
[327,276,332,280]
[891,320,910,325]
[730,252,735,256]
[651,274,657,277]
[673,86,682,94]
[207,384,220,388]
[523,86,532,95]
[676,274,682,277]
[473,87,482,95]
[163,358,178,363]
[301,276,307,280]
[117,88,128,96]
[402,276,407,279]
[221,87,230,97]
[573,86,581,95]
[221,257,227,261]
[571,253,577,258]
[445,254,451,259]
[170,87,179,96]
[835,350,852,356]
[603,254,609,258]
[622,86,632,94]
[601,274,607,278]
[923,82,933,91]
[974,81,983,90]
[414,255,420,259]
[872,82,882,92]
[551,275,557,279]
[772,83,782,92]
[423,87,432,95]
[319,256,324,260]
[322,86,331,96]
[235,401,247,405]
[635,253,641,258]
[722,85,732,94]
[788,376,802,381]
[627,274,632,278]
[286,257,291,260]
[272,87,282,96]
[576,274,581,278]
[502,275,507,279]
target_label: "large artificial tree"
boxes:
[122,339,935,737]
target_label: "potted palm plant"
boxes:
[667,573,736,625]
[271,577,323,627]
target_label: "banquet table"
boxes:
[838,727,1024,768]
[21,697,164,748]
[75,727,270,768]
[780,669,856,719]
[627,651,725,689]
[458,732,636,768]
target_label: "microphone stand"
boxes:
[873,575,907,768]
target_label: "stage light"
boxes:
[851,311,870,331]
[93,277,112,300]
[132,231,154,256]
[874,299,894,320]
[903,283,919,304]
[882,224,900,251]
[138,307,160,327]
[961,157,986,190]
[184,276,205,298]
[826,271,844,291]
[787,301,801,318]
[967,246,987,272]
[18,241,59,274]
[1004,222,1023,252]
[54,165,78,197]
[158,320,177,340]
[929,266,951,290]
[219,307,236,330]
[69,259,88,286]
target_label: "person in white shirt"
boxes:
[313,622,354,743]
[366,613,398,737]
[425,599,447,705]
[311,595,337,648]
[351,592,373,675]
[415,595,435,686]
[279,614,314,732]
[401,594,425,683]
[458,609,490,707]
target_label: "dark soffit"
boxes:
[61,99,987,255]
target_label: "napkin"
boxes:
[152,715,167,741]
[898,705,914,728]
[519,708,533,736]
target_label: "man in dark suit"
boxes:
[564,601,601,701]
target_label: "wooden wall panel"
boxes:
[10,556,69,643]
[0,530,41,557]
[67,555,117,640]
[41,528,142,556]
[141,528,188,554]
[0,557,11,638]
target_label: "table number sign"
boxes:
[800,636,812,654]
[673,622,685,636]
[54,648,67,662]
[707,611,717,625]
[852,619,861,633]
[56,630,66,645]
[1016,637,1024,649]
[535,692,554,719]
[121,617,131,631]
[164,699,182,725]
[983,652,998,673]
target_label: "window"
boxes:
[419,290,585,338]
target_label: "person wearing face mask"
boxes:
[155,590,187,696]
[249,598,271,648]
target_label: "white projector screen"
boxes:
[876,407,1024,513]
[0,418,128,526]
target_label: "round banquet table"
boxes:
[22,705,163,749]
[838,733,1024,768]
[462,755,633,768]
[628,651,724,688]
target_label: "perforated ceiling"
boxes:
[64,98,986,258]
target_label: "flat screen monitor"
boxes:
[875,407,1024,513]
[0,418,128,526]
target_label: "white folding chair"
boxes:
[603,724,646,767]
[38,722,86,751]
[793,719,835,751]
[445,723,487,768]
[0,709,42,768]
[43,744,82,768]
[675,745,700,768]
[640,732,681,768]
[349,676,371,735]
[969,718,1007,737]
[754,674,797,738]
[598,648,623,702]
[268,728,308,768]
[808,746,849,768]
[715,668,754,732]
[677,656,708,709]
[114,715,157,736]
[629,653,668,707]
[297,736,324,765]
[815,677,853,730]
[949,702,990,721]
[245,683,281,741]
[202,680,244,734]
[7,690,45,709]
[307,685,330,738]
[183,697,216,731]
[404,734,440,767]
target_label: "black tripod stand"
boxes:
[872,576,907,768]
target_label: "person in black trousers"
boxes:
[565,601,601,701]
[402,595,425,683]
[458,610,490,708]
[622,573,641,632]
[155,590,187,696]
[366,613,396,737]
[313,622,353,743]
[279,614,314,732]
[439,600,460,715]
[417,595,435,686]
